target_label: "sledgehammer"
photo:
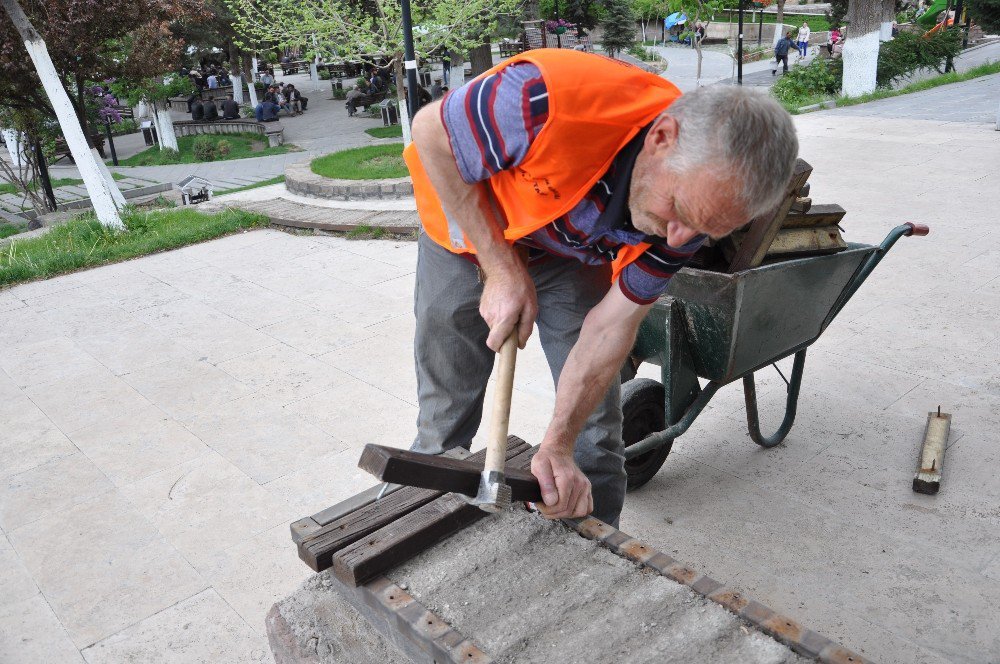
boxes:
[358,331,542,506]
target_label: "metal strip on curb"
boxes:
[324,574,493,663]
[564,516,871,664]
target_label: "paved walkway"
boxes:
[2,64,1000,664]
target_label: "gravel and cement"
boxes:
[272,508,808,663]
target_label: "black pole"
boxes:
[104,120,119,166]
[32,138,57,212]
[737,0,745,85]
[400,0,420,124]
[952,0,965,55]
[555,0,562,49]
[943,0,955,72]
[758,5,763,47]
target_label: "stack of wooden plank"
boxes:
[692,159,849,273]
[290,437,536,586]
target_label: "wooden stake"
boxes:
[913,408,951,495]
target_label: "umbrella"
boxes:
[664,12,687,29]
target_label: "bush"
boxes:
[332,87,347,100]
[192,136,217,162]
[318,68,331,80]
[876,29,961,87]
[216,139,232,157]
[771,57,843,106]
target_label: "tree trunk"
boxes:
[242,53,259,107]
[229,41,244,104]
[879,0,895,40]
[1,0,123,229]
[449,50,466,89]
[842,0,881,96]
[153,100,179,152]
[468,41,493,78]
[393,58,412,146]
[773,0,787,45]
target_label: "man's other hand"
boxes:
[479,261,537,351]
[530,446,593,520]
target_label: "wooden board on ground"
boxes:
[726,158,813,273]
[781,203,846,229]
[763,226,847,257]
[333,446,539,587]
[359,444,542,502]
[297,438,530,572]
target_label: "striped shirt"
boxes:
[441,62,704,305]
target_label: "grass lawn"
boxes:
[782,60,1000,113]
[115,133,294,167]
[365,125,403,139]
[0,207,267,287]
[311,144,407,180]
[720,12,831,31]
[1,173,127,196]
[0,223,27,240]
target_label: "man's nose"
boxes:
[667,223,699,248]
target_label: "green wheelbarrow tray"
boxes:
[622,223,928,481]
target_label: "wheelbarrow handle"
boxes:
[904,222,930,237]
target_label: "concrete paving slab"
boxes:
[258,311,376,357]
[216,342,353,408]
[183,393,347,484]
[197,524,314,638]
[131,298,277,364]
[68,407,210,487]
[0,397,77,482]
[80,589,268,663]
[0,532,39,604]
[25,370,154,434]
[200,281,318,330]
[121,356,256,422]
[318,334,417,407]
[0,452,115,531]
[82,271,189,313]
[74,320,202,377]
[0,594,86,663]
[119,451,296,571]
[261,446,380,517]
[0,336,106,388]
[7,492,206,649]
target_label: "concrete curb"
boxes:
[566,516,871,664]
[9,182,174,223]
[797,100,838,113]
[285,162,413,201]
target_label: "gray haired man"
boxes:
[408,52,798,527]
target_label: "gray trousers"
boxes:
[411,233,627,526]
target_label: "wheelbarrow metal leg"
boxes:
[743,349,806,448]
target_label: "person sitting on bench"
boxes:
[202,96,220,121]
[190,99,205,121]
[222,93,241,119]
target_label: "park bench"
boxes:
[51,134,106,164]
[172,119,285,147]
[499,40,523,58]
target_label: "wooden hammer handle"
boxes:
[485,331,518,474]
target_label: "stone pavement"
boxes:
[827,72,1000,123]
[1,79,999,664]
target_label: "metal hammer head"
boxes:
[465,470,512,513]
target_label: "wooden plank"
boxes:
[358,444,542,502]
[765,226,847,256]
[297,439,530,572]
[727,158,813,273]
[781,203,846,229]
[333,447,539,587]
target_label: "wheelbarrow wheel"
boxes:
[621,378,672,491]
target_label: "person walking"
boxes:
[796,22,811,58]
[773,31,793,75]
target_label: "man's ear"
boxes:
[644,114,680,156]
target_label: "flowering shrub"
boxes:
[545,19,575,34]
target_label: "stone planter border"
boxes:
[285,162,413,202]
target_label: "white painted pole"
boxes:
[247,78,259,108]
[2,128,25,169]
[399,103,412,146]
[232,74,245,104]
[879,21,893,41]
[311,35,322,92]
[1,0,123,229]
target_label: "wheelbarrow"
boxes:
[619,223,929,489]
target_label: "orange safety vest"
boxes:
[403,49,682,279]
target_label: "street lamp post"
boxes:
[737,0,745,85]
[401,0,421,125]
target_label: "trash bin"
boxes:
[380,99,398,127]
[140,120,157,146]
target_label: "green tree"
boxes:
[602,0,638,57]
[966,0,1000,31]
[227,0,520,138]
[663,0,738,81]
